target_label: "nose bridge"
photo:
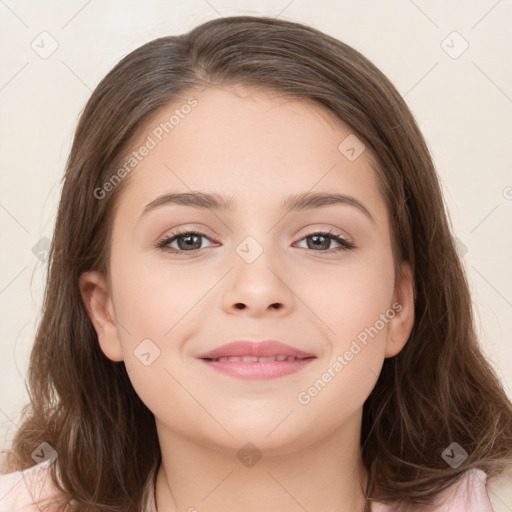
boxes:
[233,231,281,282]
[228,205,279,262]
[222,228,292,313]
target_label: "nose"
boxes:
[221,243,295,317]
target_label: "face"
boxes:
[80,85,414,455]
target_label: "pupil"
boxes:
[310,234,328,250]
[180,234,200,250]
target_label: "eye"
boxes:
[155,227,356,255]
[294,228,355,253]
[155,228,217,253]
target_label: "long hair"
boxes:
[2,15,512,512]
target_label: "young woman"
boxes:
[1,15,511,512]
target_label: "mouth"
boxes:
[202,355,313,362]
[196,340,316,380]
[199,354,316,380]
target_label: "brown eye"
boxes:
[156,230,216,253]
[295,231,355,252]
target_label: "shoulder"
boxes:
[487,464,512,512]
[0,463,58,512]
[371,467,500,511]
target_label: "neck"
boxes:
[154,411,369,512]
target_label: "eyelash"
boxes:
[155,227,356,255]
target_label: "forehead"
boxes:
[114,85,385,221]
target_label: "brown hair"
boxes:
[2,15,512,512]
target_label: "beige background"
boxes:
[1,0,511,457]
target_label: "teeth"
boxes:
[210,355,304,362]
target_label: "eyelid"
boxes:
[157,224,352,242]
[157,224,217,241]
[300,226,353,244]
[155,226,219,250]
[294,227,356,252]
[155,224,356,254]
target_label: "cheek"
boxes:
[294,257,394,416]
[305,247,396,344]
[108,254,211,408]
[111,258,204,422]
[110,253,210,342]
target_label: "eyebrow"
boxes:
[138,190,375,224]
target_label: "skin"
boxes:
[80,84,415,512]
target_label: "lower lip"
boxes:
[199,358,315,380]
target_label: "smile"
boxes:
[199,356,316,380]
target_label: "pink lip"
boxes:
[197,340,316,381]
[197,340,315,359]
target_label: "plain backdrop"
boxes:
[1,0,511,453]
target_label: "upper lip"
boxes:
[197,340,316,359]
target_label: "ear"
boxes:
[384,261,415,358]
[79,270,124,362]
